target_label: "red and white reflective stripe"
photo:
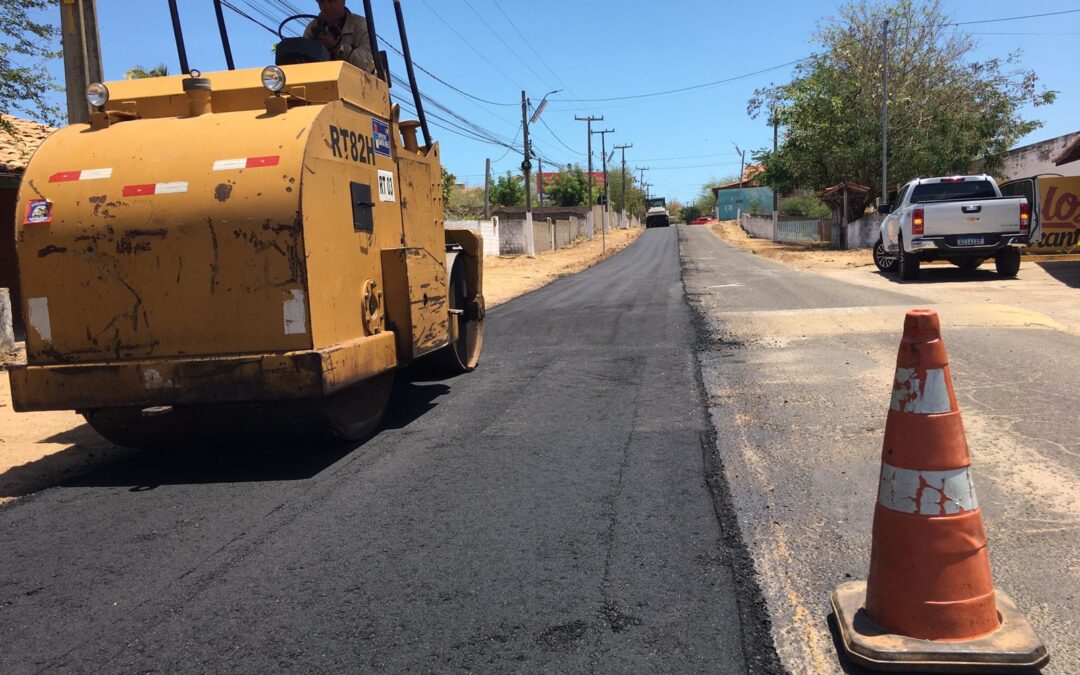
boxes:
[212,155,280,171]
[49,168,113,183]
[878,463,978,515]
[122,182,189,197]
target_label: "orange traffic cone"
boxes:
[831,309,1048,672]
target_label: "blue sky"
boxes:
[31,0,1080,202]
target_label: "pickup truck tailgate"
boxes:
[923,198,1024,237]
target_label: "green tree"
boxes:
[490,171,524,207]
[780,192,830,218]
[680,203,705,222]
[546,165,602,207]
[124,64,170,79]
[440,167,456,206]
[748,0,1054,219]
[0,0,61,133]
[605,167,645,216]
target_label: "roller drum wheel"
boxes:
[84,372,395,449]
[429,254,484,375]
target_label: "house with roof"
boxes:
[711,164,773,220]
[1,115,55,326]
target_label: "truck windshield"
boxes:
[911,181,996,203]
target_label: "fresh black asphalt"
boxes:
[0,227,778,673]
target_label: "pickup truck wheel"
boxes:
[995,247,1021,278]
[873,238,897,273]
[898,236,920,280]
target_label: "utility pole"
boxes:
[592,129,614,252]
[636,166,648,190]
[882,18,889,206]
[575,115,604,209]
[60,0,104,125]
[614,143,633,221]
[537,155,544,206]
[732,142,747,220]
[772,119,779,217]
[521,91,533,212]
[483,158,491,220]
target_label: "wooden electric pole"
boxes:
[60,0,104,125]
[614,143,632,218]
[574,115,603,209]
[483,158,491,220]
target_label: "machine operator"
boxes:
[304,0,377,73]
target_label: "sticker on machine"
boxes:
[377,169,396,202]
[372,118,392,157]
[24,199,53,225]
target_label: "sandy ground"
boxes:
[709,218,1080,333]
[483,227,642,307]
[709,219,872,269]
[0,227,643,504]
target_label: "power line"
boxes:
[952,8,1080,26]
[552,57,811,103]
[418,0,521,89]
[489,0,579,98]
[378,38,517,106]
[537,116,585,156]
[460,0,556,90]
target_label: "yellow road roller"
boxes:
[7,3,483,447]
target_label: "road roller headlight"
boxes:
[86,82,110,109]
[261,66,286,94]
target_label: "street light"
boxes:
[529,89,561,125]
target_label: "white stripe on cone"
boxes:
[877,463,978,515]
[78,168,113,180]
[890,367,951,414]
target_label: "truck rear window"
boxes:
[911,181,996,203]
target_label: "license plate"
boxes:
[956,236,985,247]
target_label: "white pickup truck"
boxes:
[873,175,1033,280]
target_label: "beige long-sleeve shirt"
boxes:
[304,10,376,73]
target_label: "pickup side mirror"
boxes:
[877,203,892,215]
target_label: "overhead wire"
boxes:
[489,0,580,100]
[417,0,522,89]
[460,0,558,91]
[951,8,1080,26]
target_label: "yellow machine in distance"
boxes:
[8,16,484,447]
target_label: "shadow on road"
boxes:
[1036,260,1080,288]
[876,265,1008,284]
[40,372,452,493]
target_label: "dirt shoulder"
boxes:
[708,219,872,269]
[706,218,1080,334]
[0,227,643,504]
[484,226,642,307]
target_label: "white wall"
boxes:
[740,214,775,240]
[446,219,500,257]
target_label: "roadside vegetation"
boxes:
[748,0,1055,219]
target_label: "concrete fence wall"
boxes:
[445,218,500,257]
[741,215,775,240]
[845,213,881,249]
[456,208,636,256]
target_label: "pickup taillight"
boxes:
[912,208,925,236]
[1020,202,1030,232]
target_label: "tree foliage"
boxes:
[490,171,524,207]
[748,0,1055,215]
[0,0,61,133]
[780,192,831,218]
[545,165,604,207]
[125,64,170,79]
[440,167,456,206]
[605,167,646,216]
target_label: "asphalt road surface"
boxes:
[681,225,1079,674]
[0,228,778,673]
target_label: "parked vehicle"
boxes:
[691,217,711,225]
[873,175,1032,280]
[1001,175,1080,254]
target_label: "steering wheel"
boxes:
[278,14,342,51]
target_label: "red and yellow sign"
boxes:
[1031,176,1080,253]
